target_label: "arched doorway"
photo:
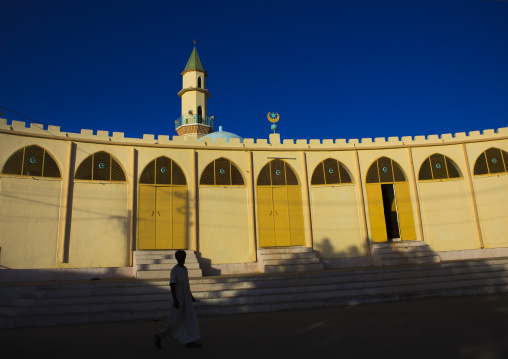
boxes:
[138,156,188,250]
[365,157,416,242]
[256,159,305,247]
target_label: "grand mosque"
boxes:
[1,47,508,281]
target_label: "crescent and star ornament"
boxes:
[267,112,280,123]
[161,167,167,174]
[99,163,105,169]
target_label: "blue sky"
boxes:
[1,0,507,142]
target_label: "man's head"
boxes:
[175,250,186,265]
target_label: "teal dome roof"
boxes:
[201,126,243,143]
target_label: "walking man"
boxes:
[154,250,202,349]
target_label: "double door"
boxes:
[138,185,187,249]
[257,186,305,247]
[366,182,416,242]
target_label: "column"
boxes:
[301,152,313,248]
[247,151,257,262]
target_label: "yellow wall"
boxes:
[2,121,508,271]
[69,182,130,267]
[199,187,252,263]
[310,185,365,258]
[418,180,479,251]
[0,177,61,269]
[473,174,508,247]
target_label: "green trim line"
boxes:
[184,47,205,71]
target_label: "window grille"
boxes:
[199,157,245,185]
[2,145,61,178]
[366,157,407,184]
[418,154,462,181]
[310,158,353,185]
[474,148,508,176]
[75,151,126,182]
[140,156,186,185]
[257,159,299,186]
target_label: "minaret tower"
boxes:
[175,45,214,139]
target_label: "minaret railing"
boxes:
[175,115,214,130]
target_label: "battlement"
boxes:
[0,118,507,150]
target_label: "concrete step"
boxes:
[3,268,508,317]
[372,241,428,248]
[261,252,317,260]
[374,247,435,255]
[134,250,202,278]
[134,258,198,266]
[5,260,508,304]
[136,269,202,279]
[264,263,324,273]
[2,258,508,328]
[381,256,441,266]
[377,251,439,260]
[258,247,313,255]
[263,257,321,266]
[134,250,196,256]
[371,242,440,266]
[135,263,200,271]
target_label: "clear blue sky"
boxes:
[1,0,507,142]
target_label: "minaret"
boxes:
[175,46,214,139]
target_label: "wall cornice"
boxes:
[1,118,507,152]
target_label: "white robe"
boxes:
[164,264,200,344]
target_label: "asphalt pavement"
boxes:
[1,293,508,359]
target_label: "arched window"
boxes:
[474,147,508,176]
[75,151,126,182]
[366,157,406,183]
[2,145,61,178]
[418,154,462,181]
[139,156,186,185]
[197,106,202,116]
[200,157,245,185]
[197,77,202,88]
[257,159,299,186]
[311,158,353,185]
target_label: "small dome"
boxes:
[201,126,243,143]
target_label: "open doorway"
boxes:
[381,184,400,241]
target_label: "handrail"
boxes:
[175,115,214,130]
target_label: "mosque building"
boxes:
[1,47,508,281]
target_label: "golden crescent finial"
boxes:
[193,39,197,45]
[267,112,280,123]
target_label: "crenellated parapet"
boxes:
[0,118,507,150]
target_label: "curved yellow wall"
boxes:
[2,119,508,271]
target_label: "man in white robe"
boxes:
[154,250,201,349]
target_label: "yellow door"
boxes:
[257,186,275,247]
[138,186,156,249]
[156,187,172,249]
[287,186,305,246]
[366,183,388,242]
[272,187,291,246]
[394,182,417,241]
[172,186,188,249]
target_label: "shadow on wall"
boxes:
[196,254,222,276]
[314,238,362,258]
[0,246,9,268]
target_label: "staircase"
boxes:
[371,241,441,266]
[3,257,507,328]
[134,250,202,279]
[258,246,324,273]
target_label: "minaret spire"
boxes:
[175,45,213,139]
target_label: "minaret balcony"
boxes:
[175,114,214,130]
